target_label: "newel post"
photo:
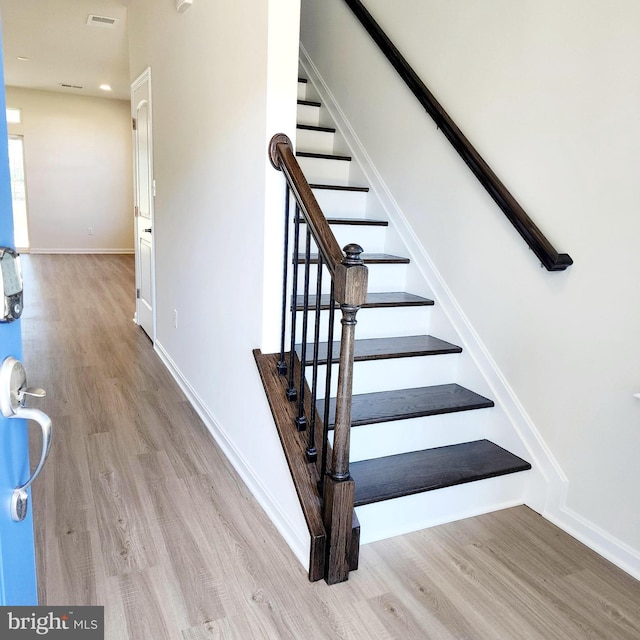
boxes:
[322,244,368,584]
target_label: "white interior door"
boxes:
[132,68,155,340]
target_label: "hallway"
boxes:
[20,254,640,639]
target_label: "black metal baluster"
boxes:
[277,186,291,375]
[306,254,324,462]
[319,280,336,492]
[296,225,312,431]
[286,205,301,401]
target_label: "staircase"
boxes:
[256,76,533,583]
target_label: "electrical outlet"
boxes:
[173,309,178,328]
[88,227,94,235]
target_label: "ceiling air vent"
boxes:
[87,14,119,27]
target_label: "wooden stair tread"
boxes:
[309,183,369,192]
[351,439,531,506]
[298,99,321,107]
[319,383,494,428]
[297,335,461,365]
[300,217,388,227]
[295,291,434,310]
[296,253,410,265]
[297,151,352,162]
[297,124,337,133]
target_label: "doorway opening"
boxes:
[7,135,30,250]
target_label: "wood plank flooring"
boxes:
[21,254,640,639]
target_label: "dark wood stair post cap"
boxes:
[342,244,364,265]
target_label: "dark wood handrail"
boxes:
[270,134,345,278]
[343,0,573,271]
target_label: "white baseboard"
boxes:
[545,504,640,581]
[153,340,310,571]
[28,248,134,254]
[299,45,639,582]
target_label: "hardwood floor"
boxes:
[21,254,639,639]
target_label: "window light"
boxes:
[6,108,22,124]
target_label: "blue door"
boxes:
[0,20,38,605]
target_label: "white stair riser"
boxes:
[297,82,307,101]
[295,263,407,294]
[293,305,433,341]
[311,188,369,218]
[297,104,320,127]
[356,473,528,545]
[304,224,387,254]
[296,155,351,186]
[311,353,459,397]
[346,410,491,462]
[296,128,335,155]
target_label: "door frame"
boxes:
[131,67,157,342]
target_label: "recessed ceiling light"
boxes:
[17,57,30,62]
[99,84,112,91]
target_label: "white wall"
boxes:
[301,0,640,570]
[127,0,309,565]
[6,87,133,253]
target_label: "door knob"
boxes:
[0,357,53,521]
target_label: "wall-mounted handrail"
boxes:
[270,133,368,583]
[343,0,573,271]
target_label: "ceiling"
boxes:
[0,0,131,101]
